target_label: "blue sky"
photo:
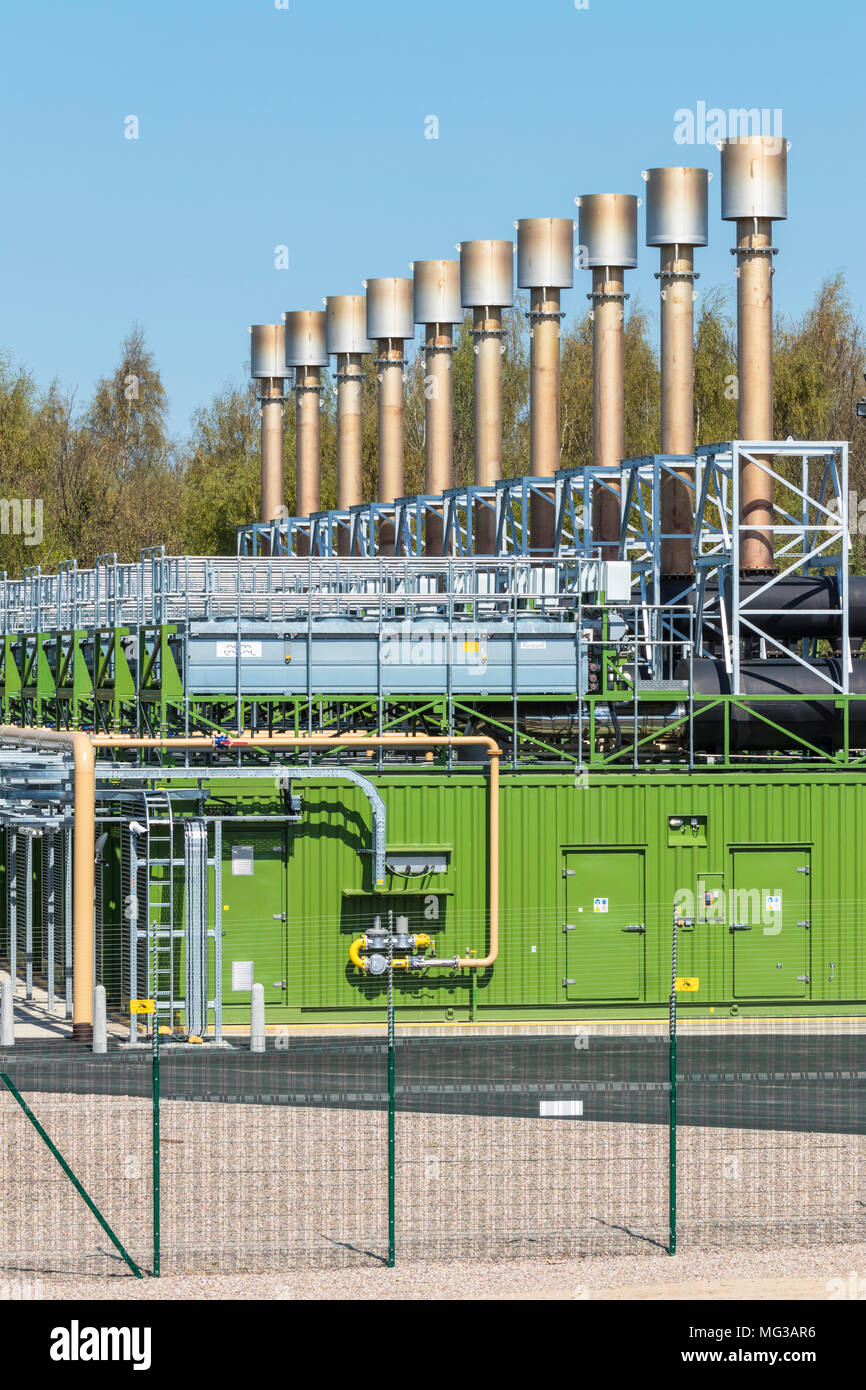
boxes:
[0,0,863,436]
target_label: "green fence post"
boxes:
[387,907,395,1268]
[152,998,160,1277]
[669,909,678,1257]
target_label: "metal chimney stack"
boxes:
[325,295,372,553]
[459,239,514,554]
[643,167,710,576]
[413,259,461,553]
[516,217,574,553]
[721,134,788,573]
[365,277,414,554]
[284,310,328,552]
[250,324,287,529]
[577,193,639,556]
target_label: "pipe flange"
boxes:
[524,309,566,323]
[586,290,630,303]
[373,356,407,369]
[470,326,505,341]
[424,342,457,355]
[654,269,701,283]
[294,381,323,396]
[334,369,365,384]
[730,245,778,257]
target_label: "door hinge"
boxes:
[562,977,575,986]
[562,868,575,877]
[273,980,286,989]
[622,923,645,933]
[729,923,752,932]
[562,923,576,932]
[797,920,810,929]
[796,975,811,983]
[272,913,286,921]
[797,866,810,875]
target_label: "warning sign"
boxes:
[593,898,609,913]
[674,977,700,992]
[130,999,155,1015]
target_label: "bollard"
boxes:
[250,982,265,1053]
[1,977,13,1047]
[92,984,107,1054]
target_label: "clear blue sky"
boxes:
[1,0,863,437]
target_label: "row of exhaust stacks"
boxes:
[252,134,788,576]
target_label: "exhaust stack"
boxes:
[284,310,328,552]
[643,167,710,576]
[324,295,372,553]
[577,193,639,556]
[721,134,788,573]
[459,239,514,554]
[413,259,461,553]
[365,277,414,554]
[516,217,574,553]
[250,324,287,528]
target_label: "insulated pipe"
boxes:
[295,366,321,525]
[528,287,561,552]
[643,168,709,577]
[376,345,404,554]
[423,323,453,554]
[720,136,788,573]
[335,354,364,547]
[259,379,286,525]
[325,295,372,556]
[0,728,95,1041]
[473,308,503,554]
[659,245,696,575]
[735,217,775,571]
[590,267,626,553]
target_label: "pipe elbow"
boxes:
[348,938,367,971]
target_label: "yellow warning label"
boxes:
[674,977,700,993]
[130,998,156,1015]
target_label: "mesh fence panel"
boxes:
[0,1042,152,1278]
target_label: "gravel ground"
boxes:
[10,1245,866,1301]
[1,1089,863,1285]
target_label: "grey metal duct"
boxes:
[643,167,710,576]
[325,295,372,554]
[284,310,328,553]
[576,194,639,556]
[720,134,788,572]
[516,217,574,553]
[365,277,414,554]
[459,239,514,554]
[413,259,461,554]
[250,324,287,528]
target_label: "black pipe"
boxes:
[660,575,866,641]
[678,656,866,752]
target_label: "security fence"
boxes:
[0,1017,863,1277]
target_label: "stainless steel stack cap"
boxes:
[458,240,515,308]
[249,324,287,378]
[642,168,710,246]
[576,194,639,268]
[515,217,574,289]
[720,135,788,221]
[283,310,328,368]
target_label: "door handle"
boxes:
[622,924,645,933]
[729,923,752,932]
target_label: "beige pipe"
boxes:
[336,353,364,556]
[377,341,405,555]
[473,307,503,555]
[0,727,95,1040]
[424,323,454,555]
[659,246,696,575]
[591,267,625,556]
[295,367,321,556]
[736,217,774,572]
[259,379,285,525]
[529,287,560,554]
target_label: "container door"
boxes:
[221,827,287,1006]
[731,848,810,999]
[563,849,644,1000]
